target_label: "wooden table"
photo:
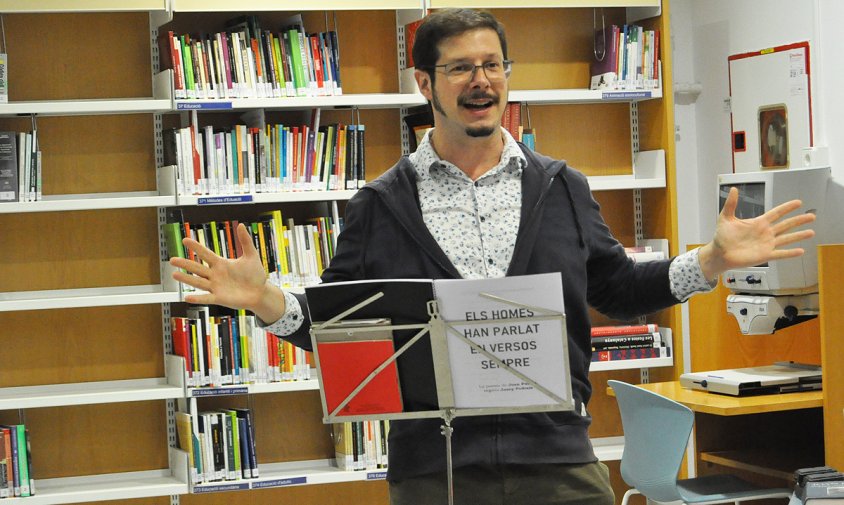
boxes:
[608,381,824,481]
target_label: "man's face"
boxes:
[416,28,509,140]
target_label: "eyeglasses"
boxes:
[426,60,513,84]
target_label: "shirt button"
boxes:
[474,181,480,188]
[480,216,486,222]
[488,258,494,265]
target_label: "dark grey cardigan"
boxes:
[280,145,679,481]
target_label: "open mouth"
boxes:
[461,96,496,111]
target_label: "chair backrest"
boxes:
[608,380,695,503]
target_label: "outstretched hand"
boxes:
[169,223,286,323]
[698,187,816,281]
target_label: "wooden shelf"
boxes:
[0,378,184,410]
[0,0,167,12]
[610,381,824,416]
[510,88,662,105]
[174,93,427,112]
[25,469,187,505]
[0,192,177,214]
[699,448,823,481]
[0,71,173,117]
[429,0,659,7]
[172,0,421,11]
[177,189,357,206]
[186,379,319,397]
[0,285,180,312]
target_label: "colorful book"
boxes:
[592,346,670,362]
[591,323,659,337]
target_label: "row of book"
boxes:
[0,130,41,203]
[159,14,342,100]
[175,409,258,485]
[163,115,365,196]
[0,425,33,498]
[164,210,340,289]
[173,310,311,389]
[590,24,661,91]
[590,323,671,363]
[332,421,389,472]
[502,102,536,151]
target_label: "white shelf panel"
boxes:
[0,192,177,214]
[187,379,319,397]
[0,378,184,410]
[192,459,385,493]
[176,190,356,207]
[0,98,172,117]
[174,93,426,112]
[587,174,665,191]
[590,356,673,372]
[173,0,421,11]
[592,436,625,462]
[27,470,187,505]
[0,0,167,12]
[429,0,659,7]
[0,285,180,312]
[510,87,662,105]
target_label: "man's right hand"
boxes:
[169,222,287,323]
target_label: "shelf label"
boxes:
[367,471,388,480]
[252,476,307,488]
[190,386,250,397]
[602,91,653,100]
[176,101,233,110]
[193,482,251,493]
[197,195,254,205]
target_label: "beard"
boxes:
[431,86,500,138]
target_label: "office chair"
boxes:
[608,380,793,505]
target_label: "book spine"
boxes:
[591,346,670,362]
[590,323,658,337]
[591,332,660,348]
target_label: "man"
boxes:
[171,9,815,505]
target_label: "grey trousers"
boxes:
[389,461,615,505]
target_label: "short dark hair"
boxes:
[412,9,508,79]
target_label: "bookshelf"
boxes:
[0,1,678,504]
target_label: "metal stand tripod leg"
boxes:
[440,409,456,505]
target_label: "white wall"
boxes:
[670,0,826,243]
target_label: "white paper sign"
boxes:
[433,273,571,409]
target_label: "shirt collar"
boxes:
[410,127,527,182]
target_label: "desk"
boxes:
[609,381,824,481]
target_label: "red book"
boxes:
[592,346,670,362]
[591,323,658,337]
[172,317,192,376]
[158,31,185,99]
[404,19,423,68]
[316,334,403,416]
[309,35,325,94]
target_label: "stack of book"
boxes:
[163,113,365,196]
[0,424,33,498]
[332,421,389,471]
[159,14,341,100]
[590,24,660,91]
[164,209,341,290]
[0,130,41,203]
[172,310,311,389]
[590,323,670,362]
[175,409,258,485]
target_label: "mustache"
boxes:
[457,91,499,106]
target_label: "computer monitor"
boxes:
[717,166,831,295]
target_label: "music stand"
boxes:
[308,275,573,505]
